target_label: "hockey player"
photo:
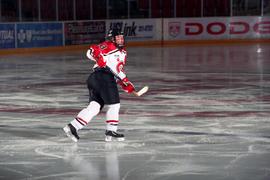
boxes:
[63,29,135,142]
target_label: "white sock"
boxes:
[71,101,100,130]
[106,103,120,132]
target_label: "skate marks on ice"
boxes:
[1,130,270,180]
[1,45,270,179]
[1,111,270,179]
[0,119,148,180]
[122,125,270,180]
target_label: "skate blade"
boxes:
[63,126,78,143]
[105,136,125,142]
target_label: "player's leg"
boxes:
[63,100,101,142]
[105,103,125,141]
[99,73,124,141]
[63,72,104,142]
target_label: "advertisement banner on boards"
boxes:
[106,19,160,41]
[164,17,270,40]
[17,23,63,48]
[0,24,15,49]
[64,21,105,45]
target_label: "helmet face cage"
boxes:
[106,29,125,48]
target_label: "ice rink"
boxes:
[0,43,270,180]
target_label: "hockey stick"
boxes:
[133,86,149,97]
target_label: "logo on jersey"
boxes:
[116,62,124,73]
[169,22,180,37]
[99,44,107,50]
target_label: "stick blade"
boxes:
[136,86,149,96]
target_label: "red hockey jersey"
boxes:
[86,41,127,81]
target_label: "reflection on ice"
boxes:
[0,44,270,180]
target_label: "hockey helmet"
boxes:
[106,29,125,48]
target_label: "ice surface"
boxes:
[0,44,270,180]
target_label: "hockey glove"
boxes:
[118,78,135,93]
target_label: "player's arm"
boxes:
[86,45,106,67]
[106,57,146,95]
[114,65,135,94]
[86,45,98,61]
[117,77,135,94]
[86,48,95,62]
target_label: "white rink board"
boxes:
[106,19,162,41]
[164,16,270,40]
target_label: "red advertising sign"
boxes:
[166,17,270,40]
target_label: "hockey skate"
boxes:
[63,124,80,142]
[105,130,125,142]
